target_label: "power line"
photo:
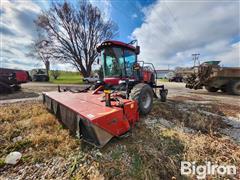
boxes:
[192,53,200,67]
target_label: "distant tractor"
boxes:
[30,69,49,82]
[43,40,168,147]
[167,71,183,82]
[185,61,240,95]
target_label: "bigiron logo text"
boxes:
[181,161,237,179]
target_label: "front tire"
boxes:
[205,86,219,92]
[130,83,153,115]
[227,81,240,95]
[220,86,227,93]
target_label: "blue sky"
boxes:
[0,0,239,70]
[110,0,155,42]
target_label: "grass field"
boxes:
[48,71,169,84]
[49,71,83,84]
[157,78,169,82]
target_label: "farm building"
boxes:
[155,69,172,79]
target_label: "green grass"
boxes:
[157,78,169,82]
[49,71,83,84]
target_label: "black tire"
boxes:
[220,86,227,93]
[13,85,21,91]
[205,86,219,92]
[160,89,168,102]
[130,83,153,115]
[32,77,37,82]
[0,82,13,93]
[227,81,240,95]
[0,83,5,93]
[45,76,49,82]
[41,76,46,82]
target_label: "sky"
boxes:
[0,0,239,71]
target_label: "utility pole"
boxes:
[192,53,200,74]
[192,53,200,67]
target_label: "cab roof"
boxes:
[97,40,136,52]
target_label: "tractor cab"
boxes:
[97,40,140,86]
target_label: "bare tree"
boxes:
[35,40,50,75]
[27,39,51,76]
[51,70,60,79]
[35,1,118,77]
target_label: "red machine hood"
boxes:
[104,77,120,86]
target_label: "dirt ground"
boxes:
[0,82,240,179]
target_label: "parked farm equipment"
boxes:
[0,68,29,94]
[0,73,19,94]
[43,40,168,147]
[30,69,49,82]
[0,68,30,84]
[185,61,240,95]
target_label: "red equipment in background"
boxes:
[0,68,30,83]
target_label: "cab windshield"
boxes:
[101,47,136,78]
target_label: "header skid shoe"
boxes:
[43,91,139,147]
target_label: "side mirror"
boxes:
[135,46,140,55]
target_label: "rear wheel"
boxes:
[0,82,13,93]
[205,86,219,92]
[13,85,21,91]
[227,81,240,95]
[220,86,227,93]
[130,83,153,115]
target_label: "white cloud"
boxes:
[215,42,240,67]
[0,0,74,70]
[132,0,240,69]
[0,0,43,70]
[0,0,111,71]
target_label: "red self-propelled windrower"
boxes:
[43,40,168,147]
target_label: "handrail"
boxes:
[137,61,157,84]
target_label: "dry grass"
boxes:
[0,102,79,163]
[183,133,240,164]
[208,103,240,118]
[149,100,229,134]
[94,123,240,179]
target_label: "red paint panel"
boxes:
[104,77,120,86]
[44,91,139,136]
[15,71,29,83]
[143,71,152,82]
[105,40,136,50]
[97,40,136,53]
